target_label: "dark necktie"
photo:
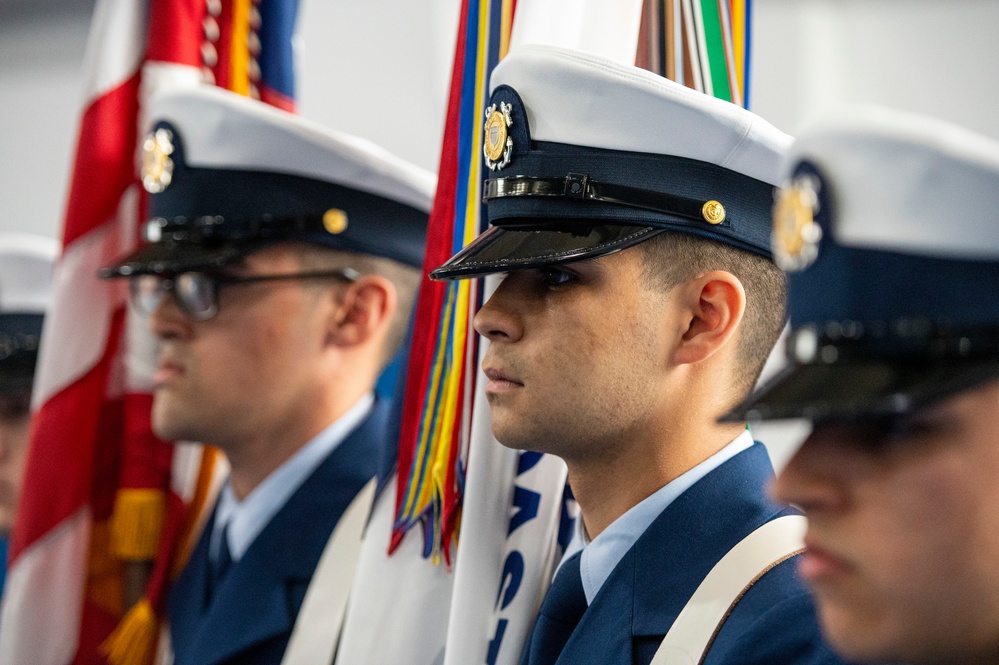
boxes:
[522,551,588,665]
[206,522,233,601]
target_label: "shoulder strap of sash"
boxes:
[280,478,377,665]
[651,514,807,665]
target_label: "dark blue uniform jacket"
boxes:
[549,442,842,665]
[168,399,388,665]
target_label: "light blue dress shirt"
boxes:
[210,393,375,563]
[562,430,755,604]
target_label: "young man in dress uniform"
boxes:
[728,107,999,665]
[100,86,433,665]
[432,45,839,665]
[0,234,57,596]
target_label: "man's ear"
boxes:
[326,276,397,349]
[671,270,746,366]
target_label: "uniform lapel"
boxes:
[629,443,785,637]
[554,443,786,665]
[168,509,216,665]
[168,400,389,665]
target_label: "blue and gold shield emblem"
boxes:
[483,102,513,171]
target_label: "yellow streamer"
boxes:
[229,0,253,96]
[731,0,746,100]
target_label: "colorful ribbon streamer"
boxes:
[392,0,516,565]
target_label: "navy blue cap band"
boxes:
[486,141,776,259]
[485,174,708,223]
[147,164,428,269]
[0,313,42,393]
[787,162,999,330]
[100,119,429,277]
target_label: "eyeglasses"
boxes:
[129,268,361,321]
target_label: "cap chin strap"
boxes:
[484,173,713,223]
[143,212,332,245]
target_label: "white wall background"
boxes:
[2,0,998,465]
[3,0,998,241]
[752,0,999,142]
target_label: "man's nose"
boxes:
[771,426,851,516]
[148,290,193,340]
[473,277,524,344]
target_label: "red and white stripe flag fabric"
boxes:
[0,1,155,661]
[0,1,297,663]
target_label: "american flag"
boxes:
[0,1,298,663]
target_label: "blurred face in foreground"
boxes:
[772,381,999,665]
[0,391,31,535]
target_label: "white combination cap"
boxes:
[783,106,999,262]
[729,107,999,423]
[103,86,436,277]
[0,233,58,315]
[433,44,791,280]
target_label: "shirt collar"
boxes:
[568,430,755,604]
[211,392,375,562]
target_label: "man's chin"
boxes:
[0,510,14,536]
[152,390,192,434]
[151,409,196,444]
[490,416,530,450]
[490,423,556,456]
[818,600,913,665]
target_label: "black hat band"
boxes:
[484,173,712,224]
[788,319,999,366]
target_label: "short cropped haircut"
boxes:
[292,243,422,369]
[638,231,787,397]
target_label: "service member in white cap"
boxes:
[728,107,999,665]
[101,87,433,665]
[0,233,57,595]
[433,45,839,665]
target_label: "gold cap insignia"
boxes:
[702,200,726,225]
[323,208,349,234]
[141,128,176,194]
[773,175,823,271]
[483,102,513,171]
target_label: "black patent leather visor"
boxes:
[723,358,999,423]
[430,222,663,280]
[98,238,269,278]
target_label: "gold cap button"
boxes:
[702,200,726,225]
[323,209,349,234]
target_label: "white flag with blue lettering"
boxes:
[442,310,572,665]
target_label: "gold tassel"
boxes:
[110,489,165,561]
[86,520,124,616]
[100,597,158,665]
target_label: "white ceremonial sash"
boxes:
[652,514,807,665]
[279,478,377,665]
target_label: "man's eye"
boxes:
[538,268,575,287]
